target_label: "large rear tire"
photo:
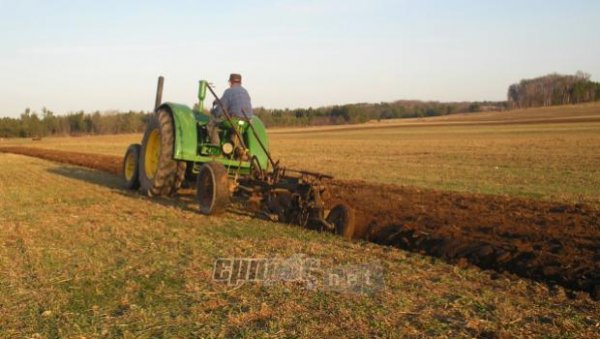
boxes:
[122,144,141,190]
[139,108,186,197]
[327,203,356,240]
[196,162,230,215]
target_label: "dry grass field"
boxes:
[1,154,599,337]
[1,104,599,336]
[5,102,600,206]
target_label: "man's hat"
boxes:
[229,73,242,83]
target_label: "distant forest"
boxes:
[1,72,599,138]
[508,71,600,108]
[0,109,148,138]
[254,100,505,127]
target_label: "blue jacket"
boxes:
[213,85,253,119]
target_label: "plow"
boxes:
[122,77,355,238]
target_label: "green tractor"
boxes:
[122,77,355,238]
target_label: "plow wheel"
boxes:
[196,162,230,215]
[122,144,141,189]
[327,203,356,240]
[139,108,186,197]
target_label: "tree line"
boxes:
[254,100,505,127]
[507,71,600,108]
[2,71,599,137]
[0,108,148,138]
[1,100,505,137]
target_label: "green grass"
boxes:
[0,153,599,337]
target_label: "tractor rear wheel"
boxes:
[196,162,230,215]
[139,108,186,197]
[327,203,356,240]
[122,144,141,190]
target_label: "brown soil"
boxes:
[327,180,600,300]
[0,146,122,175]
[2,146,599,299]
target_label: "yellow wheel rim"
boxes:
[144,129,161,179]
[124,150,137,181]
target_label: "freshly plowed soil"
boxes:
[2,146,599,299]
[0,146,122,176]
[327,181,600,299]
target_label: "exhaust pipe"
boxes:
[155,76,164,111]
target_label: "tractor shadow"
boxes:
[46,165,262,218]
[48,166,123,189]
[46,166,200,213]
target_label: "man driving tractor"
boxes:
[208,73,253,145]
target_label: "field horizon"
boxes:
[4,102,599,206]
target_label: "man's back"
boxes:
[219,85,253,118]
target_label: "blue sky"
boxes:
[0,0,599,117]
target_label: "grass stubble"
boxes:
[1,104,599,336]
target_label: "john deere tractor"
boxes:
[122,77,355,239]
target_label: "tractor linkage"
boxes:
[205,83,339,232]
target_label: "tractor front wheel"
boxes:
[327,203,356,240]
[139,108,186,196]
[196,162,230,215]
[122,144,141,189]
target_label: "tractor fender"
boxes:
[158,102,269,167]
[157,103,200,160]
[246,116,270,170]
